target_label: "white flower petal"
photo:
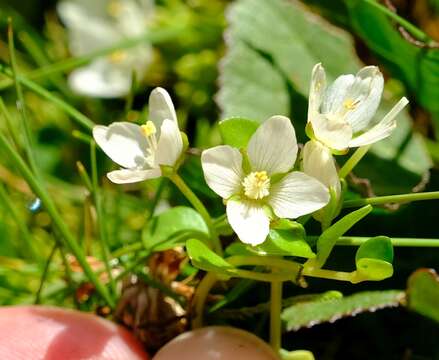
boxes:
[57,2,118,55]
[308,63,326,122]
[302,140,341,198]
[69,60,131,98]
[321,74,355,115]
[148,87,178,135]
[269,172,329,219]
[156,119,183,166]
[107,168,161,184]
[310,113,352,151]
[201,145,243,199]
[344,66,384,132]
[349,97,409,147]
[247,116,298,175]
[93,122,149,169]
[226,200,270,245]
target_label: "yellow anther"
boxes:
[343,98,359,110]
[107,0,123,17]
[141,121,157,137]
[108,50,127,64]
[242,171,270,200]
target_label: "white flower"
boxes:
[201,116,329,246]
[93,87,182,183]
[307,63,409,152]
[302,140,340,199]
[57,0,153,98]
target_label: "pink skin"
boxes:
[153,326,279,360]
[0,306,149,360]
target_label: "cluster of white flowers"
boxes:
[93,64,408,246]
[58,0,153,98]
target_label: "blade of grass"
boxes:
[0,132,115,307]
[0,182,40,261]
[90,141,117,296]
[0,24,187,90]
[35,243,58,304]
[0,65,94,130]
[7,19,42,180]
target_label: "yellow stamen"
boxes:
[242,171,270,200]
[107,0,123,17]
[141,121,157,137]
[108,50,127,64]
[343,98,359,110]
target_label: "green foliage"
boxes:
[218,117,259,148]
[254,220,314,258]
[355,236,394,281]
[346,0,439,122]
[142,206,209,252]
[407,269,439,323]
[186,238,234,277]
[281,290,404,331]
[316,205,372,267]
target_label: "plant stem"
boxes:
[227,256,302,276]
[363,0,431,43]
[335,236,439,247]
[302,265,354,282]
[343,191,439,208]
[7,21,42,180]
[192,272,218,329]
[90,142,117,296]
[35,244,58,304]
[0,97,21,151]
[339,145,371,179]
[0,65,94,130]
[0,182,40,260]
[169,173,222,255]
[270,280,282,354]
[0,25,186,91]
[0,133,115,307]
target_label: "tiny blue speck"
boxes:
[28,198,42,213]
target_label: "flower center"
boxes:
[108,50,127,64]
[242,171,270,200]
[141,121,158,166]
[107,1,123,17]
[343,98,360,110]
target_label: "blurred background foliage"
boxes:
[0,0,438,358]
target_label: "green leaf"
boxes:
[406,269,439,323]
[218,117,259,148]
[217,41,290,121]
[253,220,315,258]
[346,0,439,121]
[355,236,394,281]
[186,238,235,277]
[316,205,372,267]
[217,0,361,121]
[282,290,404,331]
[142,206,209,252]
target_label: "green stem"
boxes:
[363,0,431,43]
[0,133,115,307]
[7,21,42,180]
[191,256,303,329]
[302,265,354,282]
[0,97,21,151]
[0,182,40,260]
[335,236,439,247]
[0,25,187,91]
[169,173,222,255]
[344,191,439,208]
[192,272,218,329]
[0,65,94,130]
[339,145,371,179]
[91,142,117,296]
[270,280,282,354]
[35,244,58,304]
